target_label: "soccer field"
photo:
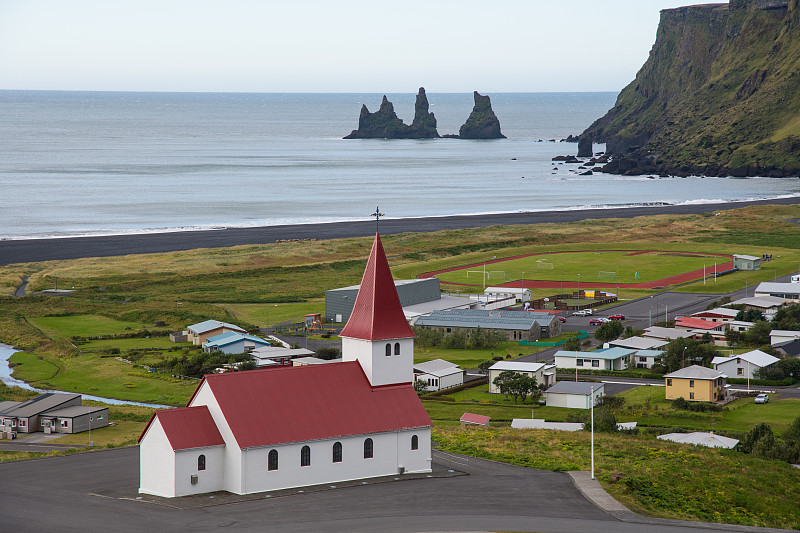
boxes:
[435,250,730,285]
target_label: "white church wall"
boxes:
[138,417,177,497]
[241,429,429,494]
[342,337,414,386]
[190,382,243,494]
[173,446,225,497]
[396,428,432,474]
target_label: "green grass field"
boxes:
[431,250,729,286]
[220,300,325,327]
[28,315,151,338]
[415,341,539,371]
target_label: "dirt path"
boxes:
[13,276,28,297]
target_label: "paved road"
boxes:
[0,446,790,533]
[2,197,799,266]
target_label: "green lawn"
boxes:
[415,341,541,370]
[28,315,151,338]
[615,386,800,434]
[432,250,728,286]
[9,350,195,406]
[220,301,325,327]
[77,337,182,351]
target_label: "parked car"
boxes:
[572,309,593,316]
[589,318,609,325]
[754,394,769,404]
[608,314,626,320]
[557,316,567,323]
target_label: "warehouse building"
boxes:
[325,278,442,323]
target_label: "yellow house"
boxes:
[664,365,727,402]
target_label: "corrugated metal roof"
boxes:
[197,362,431,449]
[460,413,490,425]
[139,406,224,451]
[0,393,81,418]
[755,282,800,295]
[416,309,555,330]
[545,381,603,395]
[692,308,739,318]
[39,405,106,418]
[642,327,694,340]
[664,365,724,380]
[557,347,635,360]
[204,332,270,348]
[609,337,667,350]
[675,317,724,330]
[488,361,547,372]
[711,350,779,368]
[657,432,738,449]
[413,359,459,373]
[187,320,246,335]
[339,234,415,341]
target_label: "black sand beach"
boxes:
[1,197,799,266]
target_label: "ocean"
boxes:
[1,90,799,240]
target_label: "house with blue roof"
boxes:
[202,331,272,355]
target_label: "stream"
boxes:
[0,343,169,408]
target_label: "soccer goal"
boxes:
[467,271,486,281]
[487,271,506,280]
[598,271,617,280]
[536,261,554,270]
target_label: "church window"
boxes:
[363,438,373,459]
[301,445,311,467]
[333,441,342,463]
[385,343,391,356]
[198,454,206,471]
[411,435,418,450]
[394,342,400,355]
[268,449,278,471]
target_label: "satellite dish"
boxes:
[544,298,550,302]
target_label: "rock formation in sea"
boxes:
[458,92,506,139]
[577,136,593,157]
[582,0,800,177]
[343,88,439,139]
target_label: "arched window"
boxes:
[385,343,391,356]
[197,454,206,471]
[301,445,311,467]
[268,449,278,471]
[332,441,342,463]
[363,438,373,459]
[411,435,419,450]
[394,342,400,355]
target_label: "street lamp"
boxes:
[521,271,525,309]
[590,385,595,480]
[682,346,687,368]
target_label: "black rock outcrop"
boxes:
[458,92,506,139]
[343,88,439,139]
[577,136,593,157]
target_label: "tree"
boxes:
[493,370,518,400]
[701,331,714,344]
[413,379,429,394]
[506,374,538,404]
[771,302,800,331]
[655,338,721,373]
[563,336,581,351]
[477,359,494,375]
[740,422,775,454]
[745,320,772,346]
[735,308,764,322]
[725,328,741,348]
[594,320,624,343]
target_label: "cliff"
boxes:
[583,0,800,176]
[343,88,439,139]
[458,92,506,139]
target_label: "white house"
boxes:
[711,350,780,379]
[608,336,668,351]
[186,320,247,345]
[139,233,432,498]
[642,327,694,341]
[413,359,463,392]
[488,361,556,393]
[544,381,604,409]
[554,347,635,371]
[754,282,800,300]
[725,296,790,319]
[770,329,800,346]
[690,308,739,323]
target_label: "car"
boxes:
[589,318,609,325]
[572,310,591,316]
[754,394,769,404]
[608,314,626,320]
[557,316,567,323]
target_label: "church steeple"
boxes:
[339,233,415,341]
[340,232,415,386]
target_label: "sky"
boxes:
[0,0,696,93]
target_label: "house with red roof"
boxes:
[138,234,432,498]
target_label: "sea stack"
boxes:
[407,87,439,139]
[577,136,593,157]
[343,88,439,139]
[458,91,505,139]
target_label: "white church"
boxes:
[138,233,432,498]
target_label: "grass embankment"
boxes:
[433,426,800,530]
[220,300,325,327]
[416,341,536,371]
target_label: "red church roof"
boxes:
[139,405,224,451]
[339,233,415,341]
[191,362,431,449]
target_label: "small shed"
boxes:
[733,255,761,271]
[544,381,604,409]
[460,413,490,427]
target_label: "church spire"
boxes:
[339,233,415,341]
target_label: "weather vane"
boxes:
[371,206,384,233]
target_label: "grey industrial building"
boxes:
[0,393,108,438]
[414,309,561,342]
[325,277,442,322]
